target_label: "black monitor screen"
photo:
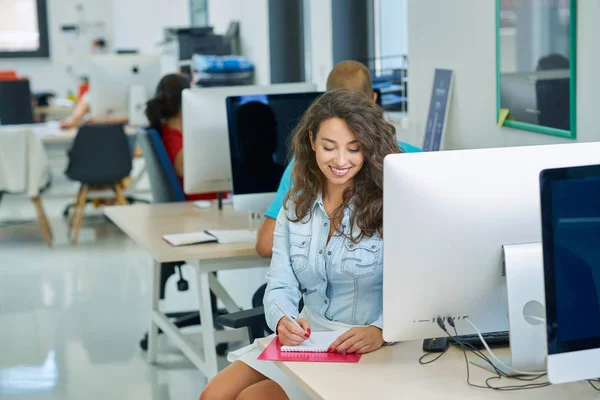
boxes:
[541,165,600,355]
[226,92,322,195]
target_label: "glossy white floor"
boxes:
[0,173,267,399]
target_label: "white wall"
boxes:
[407,0,600,150]
[112,0,190,54]
[0,0,115,95]
[3,0,189,96]
[207,0,271,85]
[304,0,333,90]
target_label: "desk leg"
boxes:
[148,259,161,364]
[208,273,241,313]
[196,265,218,380]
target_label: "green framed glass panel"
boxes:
[496,0,576,139]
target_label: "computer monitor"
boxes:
[0,80,34,125]
[500,70,569,129]
[87,54,161,122]
[181,82,317,195]
[226,92,323,212]
[382,142,600,344]
[374,88,382,107]
[540,164,600,384]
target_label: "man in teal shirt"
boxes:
[255,61,422,257]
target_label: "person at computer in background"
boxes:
[200,89,399,400]
[60,66,196,129]
[60,92,133,128]
[145,73,217,201]
[255,60,421,258]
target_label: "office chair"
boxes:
[62,131,147,219]
[65,124,132,244]
[217,284,306,343]
[137,128,227,354]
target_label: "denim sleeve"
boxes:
[370,315,383,330]
[264,160,294,220]
[263,208,302,332]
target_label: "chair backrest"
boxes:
[138,128,185,203]
[0,79,34,125]
[65,124,132,185]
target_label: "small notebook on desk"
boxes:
[162,230,256,246]
[258,332,362,363]
[281,330,346,352]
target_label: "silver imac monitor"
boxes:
[87,54,162,121]
[382,142,600,343]
[181,83,316,195]
[226,91,323,212]
[540,164,600,384]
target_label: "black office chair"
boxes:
[137,128,227,354]
[217,284,306,342]
[62,127,147,219]
[65,124,132,244]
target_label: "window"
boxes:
[372,0,408,112]
[0,0,50,58]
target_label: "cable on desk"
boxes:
[419,346,450,365]
[588,379,600,391]
[422,316,551,391]
[463,318,547,376]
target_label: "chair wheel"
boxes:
[216,343,228,356]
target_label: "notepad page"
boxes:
[281,330,347,352]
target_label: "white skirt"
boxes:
[227,307,358,400]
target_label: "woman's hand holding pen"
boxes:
[276,317,312,346]
[328,326,384,354]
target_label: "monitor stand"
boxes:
[217,192,224,210]
[471,243,547,376]
[128,85,148,126]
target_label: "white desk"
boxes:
[105,203,268,380]
[39,125,139,146]
[257,339,599,399]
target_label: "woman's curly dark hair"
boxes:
[284,89,402,241]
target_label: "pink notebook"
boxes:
[258,336,362,363]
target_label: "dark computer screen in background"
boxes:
[374,88,382,107]
[548,175,600,346]
[0,80,34,125]
[226,91,323,195]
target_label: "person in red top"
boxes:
[145,74,217,201]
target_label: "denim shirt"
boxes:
[264,194,384,333]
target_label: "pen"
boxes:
[274,300,313,344]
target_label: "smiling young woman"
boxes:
[200,89,401,400]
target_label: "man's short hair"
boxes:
[326,60,373,98]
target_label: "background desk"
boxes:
[257,338,599,399]
[34,105,74,123]
[105,203,269,380]
[39,125,139,146]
